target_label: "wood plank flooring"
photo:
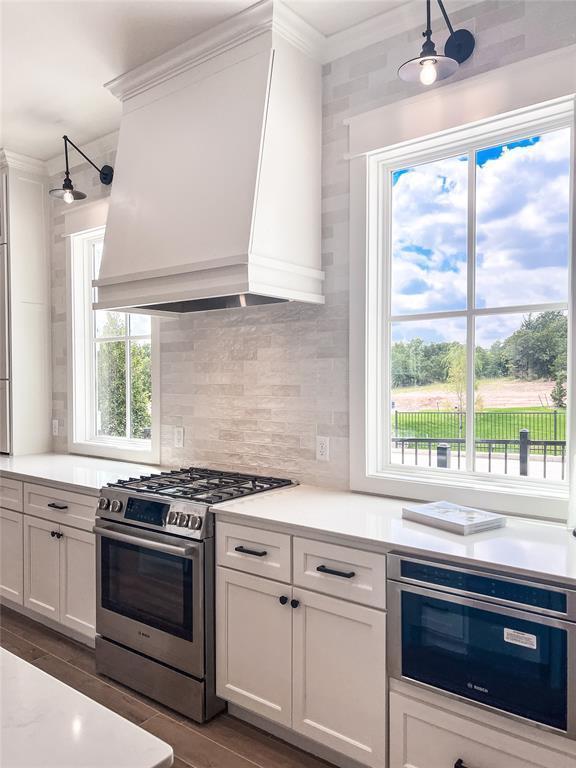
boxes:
[0,605,333,768]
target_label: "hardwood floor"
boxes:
[0,605,332,768]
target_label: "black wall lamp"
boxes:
[49,135,114,204]
[398,0,475,86]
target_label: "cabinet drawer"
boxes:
[389,689,576,768]
[24,483,96,532]
[293,537,386,608]
[216,522,291,582]
[0,476,23,512]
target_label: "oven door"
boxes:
[95,522,204,678]
[388,581,576,736]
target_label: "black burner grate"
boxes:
[108,467,294,503]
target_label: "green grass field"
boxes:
[393,408,565,444]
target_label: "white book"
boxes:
[402,500,506,535]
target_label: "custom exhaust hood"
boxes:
[94,0,324,315]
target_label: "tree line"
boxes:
[392,312,567,407]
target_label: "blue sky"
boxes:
[390,127,571,346]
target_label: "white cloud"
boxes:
[390,127,571,316]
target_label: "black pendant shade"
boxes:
[49,135,114,204]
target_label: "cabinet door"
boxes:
[292,588,387,767]
[216,567,292,726]
[59,525,96,637]
[0,507,23,604]
[23,514,60,619]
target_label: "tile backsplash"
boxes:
[49,0,576,487]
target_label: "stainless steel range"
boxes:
[94,467,295,722]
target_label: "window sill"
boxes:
[70,439,159,465]
[351,467,569,522]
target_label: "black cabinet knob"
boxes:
[279,596,288,605]
[50,531,57,538]
[454,760,470,768]
[290,599,300,609]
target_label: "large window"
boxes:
[69,226,158,462]
[358,102,574,519]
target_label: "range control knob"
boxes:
[98,497,110,510]
[110,499,123,514]
[188,515,203,530]
[166,510,178,525]
[177,513,189,527]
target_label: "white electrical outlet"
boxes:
[316,436,329,462]
[52,419,59,437]
[174,426,184,449]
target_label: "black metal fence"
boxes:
[392,430,566,479]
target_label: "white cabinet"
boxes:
[22,513,95,637]
[216,541,388,767]
[0,507,23,604]
[292,588,387,767]
[216,568,292,726]
[23,514,60,620]
[389,686,576,768]
[0,152,51,456]
[59,526,96,636]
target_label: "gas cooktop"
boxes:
[107,467,295,505]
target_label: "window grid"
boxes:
[377,123,572,482]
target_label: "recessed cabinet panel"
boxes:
[389,689,575,768]
[216,521,291,582]
[59,526,96,636]
[0,507,23,604]
[0,476,21,511]
[23,514,60,619]
[24,483,96,532]
[216,567,292,726]
[293,537,386,608]
[292,588,387,767]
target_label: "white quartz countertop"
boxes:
[0,649,173,768]
[216,484,576,587]
[0,454,163,495]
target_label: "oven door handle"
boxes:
[93,524,199,558]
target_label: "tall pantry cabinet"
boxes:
[0,150,51,455]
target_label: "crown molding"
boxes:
[45,130,119,177]
[321,0,473,64]
[106,0,323,103]
[0,149,47,175]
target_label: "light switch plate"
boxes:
[52,419,59,437]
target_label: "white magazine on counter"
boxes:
[402,500,506,535]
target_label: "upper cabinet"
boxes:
[95,0,324,315]
[0,151,51,456]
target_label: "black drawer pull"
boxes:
[234,545,268,557]
[454,760,470,768]
[48,502,68,510]
[317,564,356,579]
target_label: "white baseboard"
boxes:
[0,598,95,649]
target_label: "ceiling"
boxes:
[0,0,410,161]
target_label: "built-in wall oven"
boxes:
[388,554,576,737]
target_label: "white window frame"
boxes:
[68,225,160,463]
[350,96,576,522]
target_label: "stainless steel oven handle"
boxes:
[93,525,198,558]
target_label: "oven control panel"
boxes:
[97,490,207,538]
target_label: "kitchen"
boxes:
[1,0,576,766]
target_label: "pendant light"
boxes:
[49,135,114,204]
[398,0,475,86]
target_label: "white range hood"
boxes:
[94,0,324,315]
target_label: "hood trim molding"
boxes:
[105,0,323,103]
